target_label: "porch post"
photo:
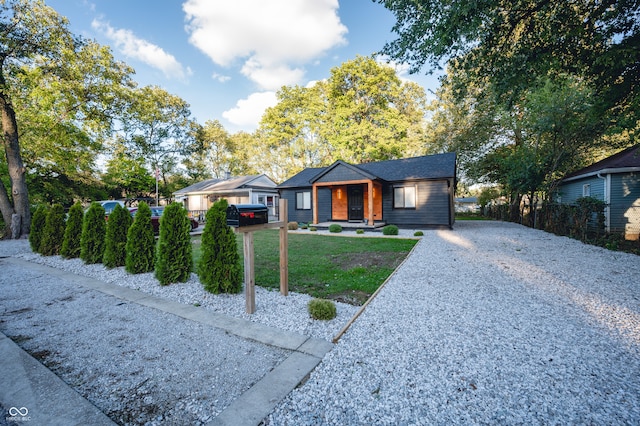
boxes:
[367,180,374,226]
[312,184,318,224]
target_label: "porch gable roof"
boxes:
[310,160,378,184]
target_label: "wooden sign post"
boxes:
[235,199,288,314]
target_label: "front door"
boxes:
[347,185,364,221]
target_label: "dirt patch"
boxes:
[329,290,371,306]
[327,252,405,271]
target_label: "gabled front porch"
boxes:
[312,180,384,226]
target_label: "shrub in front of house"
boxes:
[382,224,399,236]
[103,204,132,268]
[61,202,84,259]
[80,202,107,264]
[300,223,308,229]
[356,229,364,235]
[155,202,193,285]
[29,205,48,253]
[198,199,242,294]
[287,221,299,230]
[329,224,342,233]
[414,231,424,237]
[125,202,155,274]
[40,204,66,256]
[308,298,337,320]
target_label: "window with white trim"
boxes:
[393,186,417,209]
[582,184,591,197]
[296,191,311,210]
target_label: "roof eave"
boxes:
[561,167,640,183]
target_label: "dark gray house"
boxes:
[556,145,640,240]
[277,153,457,228]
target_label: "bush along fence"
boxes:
[485,196,608,243]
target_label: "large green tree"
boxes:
[256,55,429,180]
[0,0,68,237]
[117,85,196,205]
[325,55,427,163]
[1,0,134,237]
[378,0,640,133]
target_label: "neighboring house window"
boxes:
[394,186,416,209]
[583,184,591,197]
[296,191,311,210]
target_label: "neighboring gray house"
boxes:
[174,174,279,220]
[277,153,457,228]
[556,145,640,240]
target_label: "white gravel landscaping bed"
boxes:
[265,221,640,425]
[3,221,639,425]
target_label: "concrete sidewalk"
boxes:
[0,258,333,425]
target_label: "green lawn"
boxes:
[192,230,417,305]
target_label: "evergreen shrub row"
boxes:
[29,199,244,294]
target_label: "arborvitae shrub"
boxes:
[383,224,399,235]
[308,298,337,320]
[198,199,242,294]
[329,224,342,233]
[125,202,155,274]
[61,202,84,258]
[155,202,192,285]
[29,205,48,253]
[80,202,106,264]
[40,204,66,256]
[103,204,132,268]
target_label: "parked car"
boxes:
[129,206,199,234]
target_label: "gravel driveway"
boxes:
[267,221,640,424]
[2,221,640,425]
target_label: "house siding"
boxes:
[317,188,333,222]
[382,180,452,227]
[557,176,605,203]
[610,173,640,237]
[280,188,313,224]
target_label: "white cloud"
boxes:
[222,91,277,130]
[183,0,347,89]
[211,72,231,83]
[92,19,191,81]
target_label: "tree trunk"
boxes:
[0,179,14,237]
[0,86,31,239]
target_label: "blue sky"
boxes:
[45,0,442,133]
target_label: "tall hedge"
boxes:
[155,202,193,285]
[125,202,155,274]
[61,202,84,259]
[103,204,133,268]
[40,204,66,256]
[80,202,106,264]
[29,205,48,253]
[198,199,242,294]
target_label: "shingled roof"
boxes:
[277,153,457,188]
[562,145,640,182]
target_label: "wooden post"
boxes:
[234,205,289,313]
[279,199,288,295]
[243,231,255,314]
